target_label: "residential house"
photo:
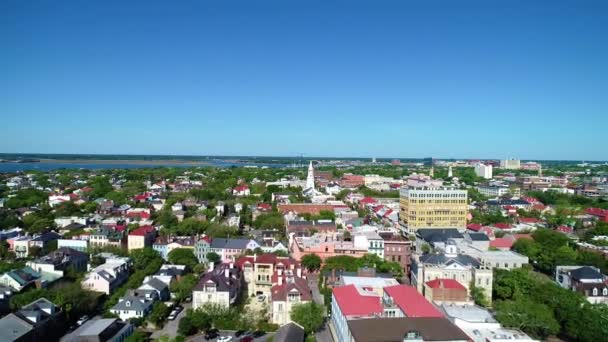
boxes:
[57,239,88,252]
[556,265,608,304]
[81,256,131,295]
[89,228,125,249]
[270,270,312,325]
[127,225,157,251]
[26,247,88,278]
[0,267,43,292]
[290,233,367,262]
[193,263,242,310]
[138,277,170,301]
[29,232,61,250]
[210,238,260,262]
[235,253,300,299]
[194,236,212,263]
[110,292,155,321]
[232,184,250,197]
[0,298,64,342]
[10,236,32,258]
[153,235,196,260]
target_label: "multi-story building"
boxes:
[423,278,469,303]
[127,225,157,251]
[270,270,311,325]
[411,242,493,302]
[0,267,43,292]
[57,239,88,252]
[192,263,242,310]
[556,265,608,304]
[89,228,125,249]
[290,233,367,262]
[331,283,448,342]
[500,159,521,170]
[72,318,134,342]
[194,236,212,263]
[474,163,493,179]
[399,187,468,232]
[476,185,519,198]
[235,253,301,299]
[379,233,412,275]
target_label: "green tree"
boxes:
[290,302,325,334]
[206,252,221,264]
[125,331,147,342]
[178,314,196,336]
[494,299,560,339]
[469,281,489,307]
[168,248,198,268]
[170,274,198,302]
[301,254,322,272]
[148,302,170,327]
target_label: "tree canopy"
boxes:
[290,302,325,334]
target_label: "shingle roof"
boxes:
[419,253,480,267]
[468,233,490,241]
[570,266,604,280]
[112,295,152,312]
[210,238,252,249]
[417,229,463,243]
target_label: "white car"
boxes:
[217,337,233,342]
[167,311,177,320]
[76,315,89,326]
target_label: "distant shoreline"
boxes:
[38,159,209,165]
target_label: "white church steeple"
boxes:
[305,161,315,191]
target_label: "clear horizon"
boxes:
[1,1,607,160]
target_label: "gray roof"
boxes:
[417,229,463,243]
[570,266,604,280]
[419,253,481,267]
[112,295,152,312]
[210,238,251,249]
[143,277,168,292]
[0,314,33,341]
[274,322,305,342]
[468,233,490,242]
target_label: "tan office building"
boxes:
[399,187,468,232]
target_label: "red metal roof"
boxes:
[493,223,512,230]
[129,225,155,236]
[359,197,377,205]
[384,285,443,318]
[467,223,483,232]
[519,217,541,224]
[425,278,466,290]
[490,238,513,249]
[332,285,382,317]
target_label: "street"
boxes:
[150,302,192,339]
[185,330,273,342]
[307,273,334,342]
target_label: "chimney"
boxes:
[278,269,283,276]
[278,275,283,286]
[230,262,234,269]
[253,254,257,262]
[225,268,230,278]
[297,268,302,278]
[209,262,214,272]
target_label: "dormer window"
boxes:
[593,288,598,296]
[404,330,421,341]
[125,301,131,307]
[603,288,607,296]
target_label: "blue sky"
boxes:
[1,0,607,160]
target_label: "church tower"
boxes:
[306,161,315,191]
[448,166,453,178]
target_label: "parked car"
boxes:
[217,337,233,342]
[235,330,246,337]
[239,337,254,342]
[252,330,265,338]
[76,315,89,326]
[205,329,219,340]
[167,311,177,320]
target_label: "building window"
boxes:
[593,288,598,296]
